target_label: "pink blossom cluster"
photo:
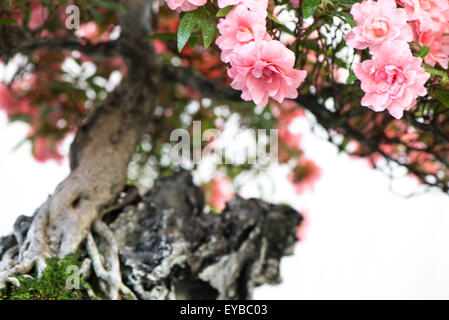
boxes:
[33,137,64,164]
[0,79,64,163]
[288,157,321,194]
[346,0,434,119]
[204,175,234,211]
[75,22,111,44]
[162,0,307,107]
[397,0,449,69]
[11,2,47,30]
[216,1,307,107]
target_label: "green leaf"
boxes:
[196,7,216,49]
[216,5,233,17]
[424,65,449,84]
[435,88,449,108]
[88,8,103,25]
[338,136,350,153]
[336,11,355,27]
[93,1,127,14]
[0,18,17,25]
[346,69,357,84]
[267,12,282,25]
[416,46,430,58]
[302,0,321,19]
[335,0,362,7]
[177,11,199,52]
[271,20,295,36]
[336,0,362,4]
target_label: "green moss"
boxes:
[2,254,93,300]
[0,289,7,300]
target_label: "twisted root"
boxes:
[0,203,51,289]
[86,220,136,300]
[0,202,136,299]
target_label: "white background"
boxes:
[1,112,449,299]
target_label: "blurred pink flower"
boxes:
[0,81,37,117]
[11,2,47,30]
[33,137,64,164]
[295,208,308,241]
[288,158,321,194]
[279,125,301,151]
[208,176,234,211]
[353,40,430,119]
[278,109,304,151]
[29,2,47,30]
[75,22,110,44]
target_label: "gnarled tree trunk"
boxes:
[0,171,302,299]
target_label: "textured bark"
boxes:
[0,171,302,299]
[0,0,161,290]
[0,67,159,290]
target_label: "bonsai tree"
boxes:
[0,0,448,299]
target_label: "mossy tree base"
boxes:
[0,172,302,300]
[1,254,88,300]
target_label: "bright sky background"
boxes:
[2,111,449,299]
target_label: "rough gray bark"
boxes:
[0,171,302,299]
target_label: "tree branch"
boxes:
[163,64,449,194]
[0,37,120,59]
[162,64,241,102]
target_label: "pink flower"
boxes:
[216,4,269,63]
[164,0,207,12]
[296,209,308,241]
[412,19,449,69]
[353,40,430,119]
[75,22,110,44]
[289,0,299,7]
[29,2,47,30]
[396,0,449,26]
[207,176,234,211]
[11,2,47,30]
[288,158,321,194]
[279,125,302,151]
[33,137,64,164]
[228,40,307,107]
[277,109,304,151]
[346,0,413,51]
[217,0,268,12]
[0,80,37,117]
